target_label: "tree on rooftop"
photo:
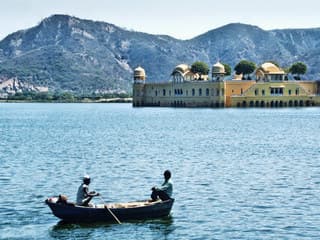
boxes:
[234,60,256,80]
[191,61,209,80]
[289,62,307,80]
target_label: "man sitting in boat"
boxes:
[151,170,173,201]
[76,175,100,206]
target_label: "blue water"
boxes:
[0,103,320,239]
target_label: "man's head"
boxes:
[83,175,91,185]
[164,170,171,180]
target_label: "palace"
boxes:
[132,62,320,108]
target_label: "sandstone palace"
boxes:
[132,62,320,108]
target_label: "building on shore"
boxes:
[132,62,320,108]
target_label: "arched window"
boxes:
[289,100,293,107]
[242,101,247,107]
[299,100,304,106]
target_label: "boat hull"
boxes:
[45,197,174,223]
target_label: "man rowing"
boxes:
[76,175,100,206]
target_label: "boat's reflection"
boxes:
[52,214,174,230]
[50,215,175,239]
[144,215,175,238]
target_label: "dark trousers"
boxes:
[81,196,93,206]
[151,189,170,201]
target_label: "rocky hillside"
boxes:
[0,15,319,94]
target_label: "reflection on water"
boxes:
[52,215,173,230]
[146,216,175,239]
[50,216,174,239]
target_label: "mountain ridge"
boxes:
[0,14,319,94]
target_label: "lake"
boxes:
[0,103,320,239]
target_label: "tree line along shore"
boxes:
[0,91,132,103]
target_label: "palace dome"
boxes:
[134,66,146,79]
[173,64,190,75]
[259,62,284,74]
[212,62,225,74]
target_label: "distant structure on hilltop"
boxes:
[132,62,320,108]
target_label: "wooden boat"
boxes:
[45,196,174,223]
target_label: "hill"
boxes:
[0,15,319,94]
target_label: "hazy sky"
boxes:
[1,0,319,40]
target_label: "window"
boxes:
[175,89,183,96]
[270,88,283,96]
[192,89,195,96]
[262,90,265,96]
[155,90,158,97]
[296,88,299,95]
[288,89,291,95]
[163,89,166,96]
[199,88,202,96]
[216,89,220,96]
[255,89,259,96]
[206,88,209,96]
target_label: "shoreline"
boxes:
[0,97,133,103]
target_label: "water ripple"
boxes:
[0,104,320,239]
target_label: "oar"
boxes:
[99,196,122,224]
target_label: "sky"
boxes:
[0,0,319,40]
